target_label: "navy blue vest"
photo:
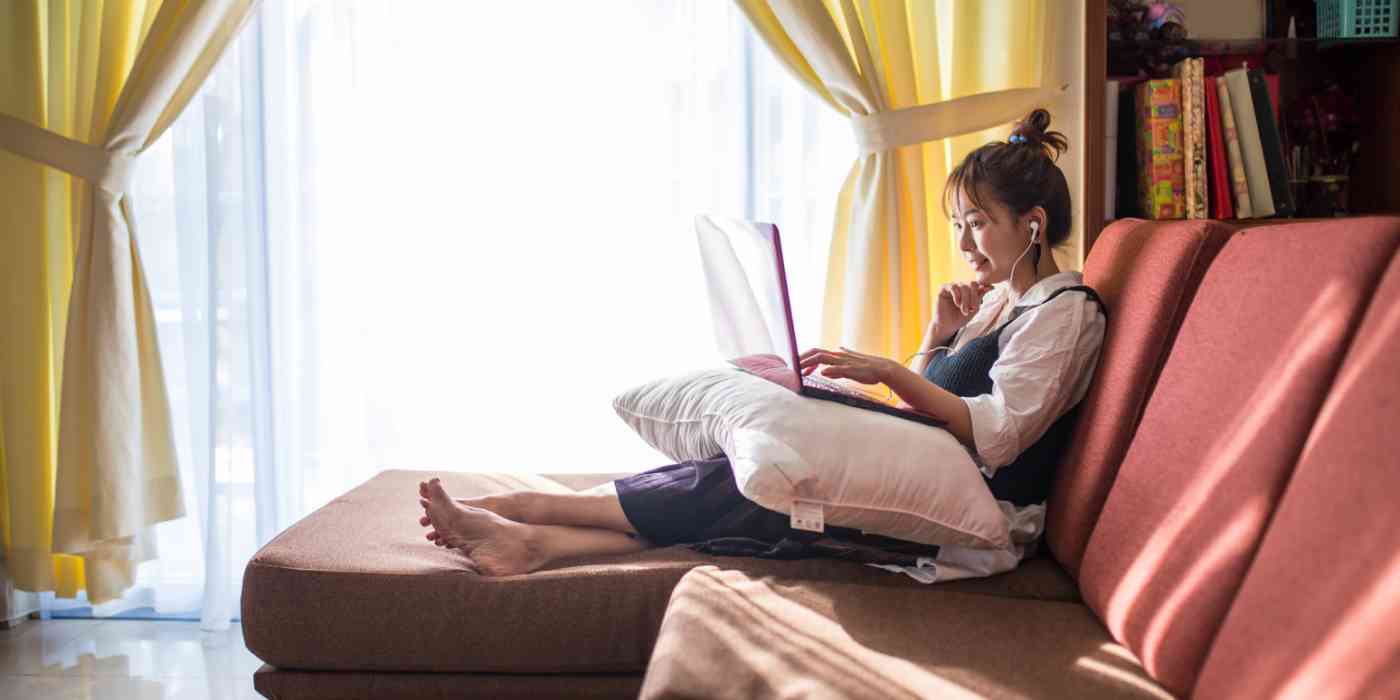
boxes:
[922,285,1106,507]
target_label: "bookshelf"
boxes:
[1083,0,1400,253]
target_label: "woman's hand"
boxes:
[798,346,897,385]
[934,280,994,335]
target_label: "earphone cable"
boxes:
[886,225,1038,404]
[886,344,956,403]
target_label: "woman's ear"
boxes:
[1022,206,1048,241]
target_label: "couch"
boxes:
[241,216,1400,699]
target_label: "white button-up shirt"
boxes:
[868,270,1107,584]
[953,270,1107,477]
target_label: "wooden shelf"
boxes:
[1109,36,1400,54]
[1084,0,1400,254]
[1105,216,1360,228]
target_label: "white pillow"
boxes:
[612,367,1010,549]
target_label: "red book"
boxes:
[1204,76,1234,219]
[1264,74,1280,128]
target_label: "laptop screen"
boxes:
[693,215,803,389]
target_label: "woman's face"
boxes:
[951,186,1038,286]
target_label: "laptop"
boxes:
[694,214,948,428]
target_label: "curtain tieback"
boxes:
[0,112,136,194]
[850,83,1069,154]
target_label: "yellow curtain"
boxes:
[735,0,1064,361]
[0,0,260,605]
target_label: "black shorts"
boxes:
[613,454,942,565]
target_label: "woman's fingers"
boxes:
[822,365,878,384]
[799,350,847,369]
[803,349,890,381]
[956,283,984,314]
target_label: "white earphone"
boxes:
[1009,220,1041,283]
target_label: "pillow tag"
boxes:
[790,499,825,533]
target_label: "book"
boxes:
[1171,58,1208,219]
[1263,73,1280,128]
[1135,79,1185,219]
[1216,78,1252,218]
[1248,69,1296,217]
[1223,67,1274,218]
[1204,76,1234,220]
[1115,87,1139,218]
[1106,80,1120,220]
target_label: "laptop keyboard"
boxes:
[802,374,890,404]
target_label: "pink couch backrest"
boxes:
[1077,217,1400,696]
[1192,249,1400,699]
[1047,219,1233,576]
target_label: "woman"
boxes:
[417,109,1107,582]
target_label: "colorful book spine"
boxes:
[1204,76,1234,220]
[1116,87,1139,218]
[1171,58,1208,219]
[1224,67,1274,218]
[1135,79,1185,219]
[1216,78,1253,219]
[1106,80,1119,220]
[1263,73,1280,129]
[1248,69,1296,217]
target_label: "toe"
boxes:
[427,479,452,503]
[419,515,431,527]
[420,497,431,510]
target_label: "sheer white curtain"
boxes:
[43,0,852,627]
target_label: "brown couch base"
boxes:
[243,469,1082,676]
[253,664,642,700]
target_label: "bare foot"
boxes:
[415,482,527,522]
[419,478,543,576]
[457,494,527,522]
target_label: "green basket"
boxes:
[1318,0,1398,38]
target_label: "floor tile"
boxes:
[0,620,107,675]
[0,675,173,699]
[56,621,263,680]
[0,620,266,696]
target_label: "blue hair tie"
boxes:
[1008,134,1027,144]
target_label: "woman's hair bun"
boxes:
[1009,108,1068,161]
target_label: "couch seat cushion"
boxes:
[640,566,1172,699]
[242,469,1079,674]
